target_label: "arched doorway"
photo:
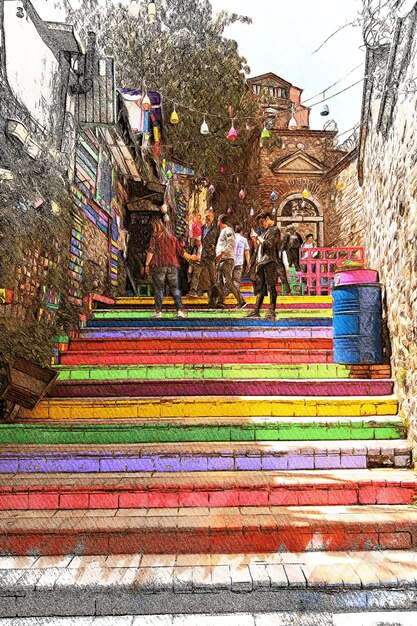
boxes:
[277,194,323,245]
[277,193,324,247]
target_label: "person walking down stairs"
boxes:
[249,211,291,320]
[213,214,247,310]
[145,219,198,319]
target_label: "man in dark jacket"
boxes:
[249,211,291,320]
[282,224,303,271]
[188,208,219,305]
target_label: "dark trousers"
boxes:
[254,261,290,311]
[215,258,244,304]
[151,266,183,311]
[190,258,216,296]
[287,248,301,271]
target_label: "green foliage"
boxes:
[0,138,82,367]
[70,0,258,182]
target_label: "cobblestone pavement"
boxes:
[0,611,416,625]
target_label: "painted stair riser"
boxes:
[68,337,333,352]
[0,449,411,473]
[26,397,399,420]
[111,301,332,310]
[1,482,416,511]
[56,363,353,382]
[81,328,334,340]
[3,521,417,556]
[60,350,334,366]
[92,310,333,320]
[115,296,333,306]
[87,318,333,328]
[0,422,405,445]
[49,379,394,399]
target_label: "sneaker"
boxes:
[235,300,247,310]
[188,290,198,298]
[247,310,260,318]
[214,303,225,310]
[152,311,163,319]
[177,310,187,318]
[265,311,276,321]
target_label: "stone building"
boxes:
[245,72,346,244]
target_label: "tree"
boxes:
[70,0,259,196]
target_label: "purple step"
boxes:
[0,440,411,473]
[80,327,333,340]
[48,378,394,398]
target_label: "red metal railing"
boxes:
[297,247,365,296]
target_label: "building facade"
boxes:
[245,72,346,244]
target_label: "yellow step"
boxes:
[24,396,398,420]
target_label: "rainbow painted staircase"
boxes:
[1,289,417,616]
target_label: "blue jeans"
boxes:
[151,266,183,311]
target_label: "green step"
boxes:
[0,417,405,445]
[92,309,333,320]
[56,363,352,382]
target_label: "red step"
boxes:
[2,505,417,555]
[60,349,334,366]
[69,337,333,352]
[1,470,415,510]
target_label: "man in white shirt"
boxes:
[233,225,250,295]
[213,214,247,310]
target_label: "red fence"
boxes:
[290,247,365,296]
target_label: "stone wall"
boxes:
[325,153,365,248]
[329,7,417,445]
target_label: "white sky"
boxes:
[210,0,365,136]
[36,0,366,137]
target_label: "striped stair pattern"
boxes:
[1,296,416,558]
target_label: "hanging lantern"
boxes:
[288,104,297,130]
[228,119,238,142]
[170,104,179,125]
[200,114,209,135]
[270,190,278,202]
[166,170,173,180]
[302,188,310,198]
[161,204,168,214]
[239,188,246,200]
[320,104,330,117]
[227,207,232,214]
[142,93,151,111]
[208,184,215,194]
[272,206,277,214]
[288,115,297,130]
[261,125,270,140]
[250,208,255,217]
[148,2,156,23]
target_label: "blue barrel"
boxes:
[332,283,383,364]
